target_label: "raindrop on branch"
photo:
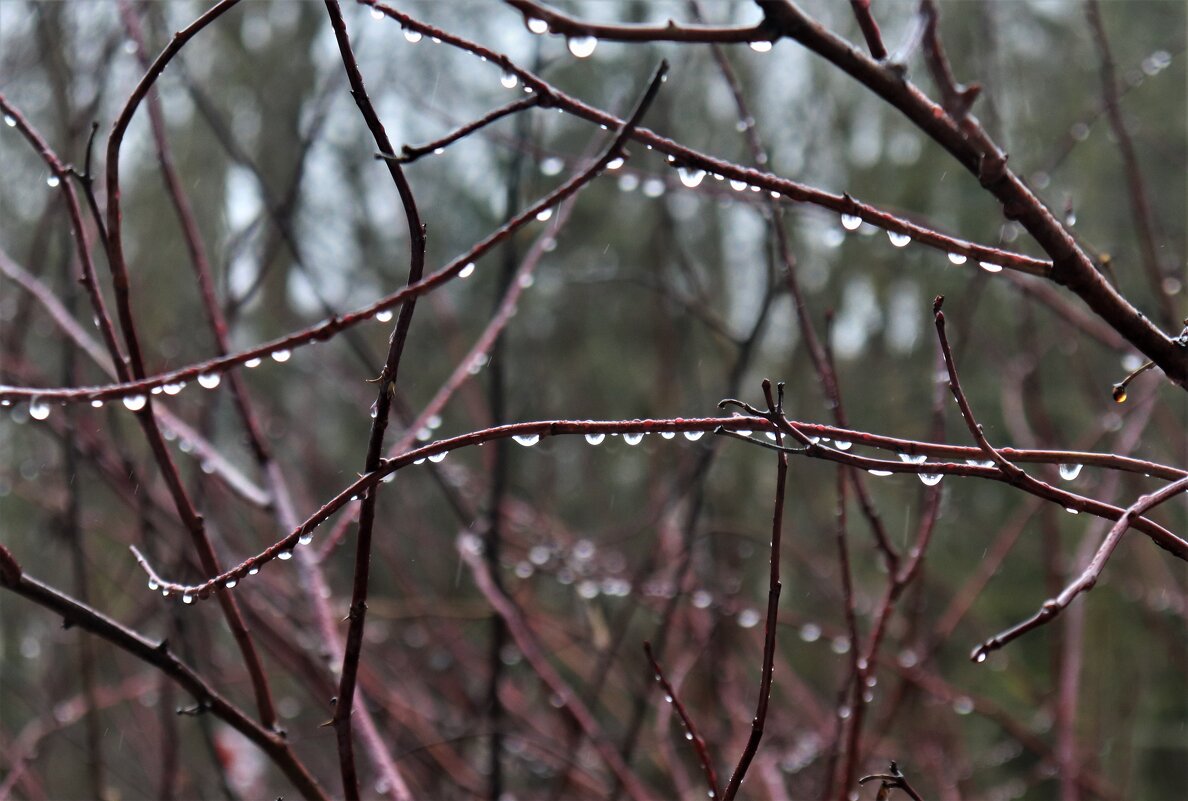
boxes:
[403,28,422,43]
[677,167,705,188]
[749,40,773,53]
[271,349,291,362]
[513,434,540,447]
[887,230,911,248]
[197,373,221,390]
[948,252,968,265]
[459,263,476,278]
[841,214,862,231]
[567,36,597,58]
[29,399,51,421]
[683,431,704,441]
[526,17,548,34]
[122,394,147,411]
[500,71,518,89]
[1058,463,1083,481]
[585,433,605,445]
[979,261,1003,273]
[623,432,644,446]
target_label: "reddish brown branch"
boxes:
[972,474,1188,661]
[848,0,887,61]
[721,380,788,800]
[643,642,719,797]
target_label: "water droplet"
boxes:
[1112,385,1127,403]
[122,394,147,411]
[518,273,534,289]
[245,357,262,368]
[838,705,852,720]
[833,440,851,451]
[685,731,694,741]
[46,174,61,188]
[535,208,553,222]
[919,473,943,486]
[749,40,773,53]
[428,452,446,463]
[953,696,974,715]
[271,349,291,362]
[618,173,639,192]
[692,590,712,609]
[500,71,519,89]
[623,432,644,446]
[526,17,548,34]
[163,382,184,395]
[224,579,238,589]
[738,608,761,628]
[426,414,443,430]
[29,399,51,420]
[3,115,15,127]
[1058,463,1083,481]
[868,469,893,477]
[729,178,748,191]
[413,457,426,465]
[799,623,821,642]
[585,433,605,445]
[182,593,194,604]
[660,431,675,440]
[369,7,383,20]
[664,693,674,703]
[148,579,159,590]
[948,252,968,265]
[298,533,313,546]
[897,648,918,668]
[197,373,221,390]
[979,261,1003,273]
[677,167,706,188]
[1064,211,1076,227]
[899,453,927,464]
[567,36,597,58]
[831,636,851,654]
[90,399,104,408]
[375,309,393,323]
[1064,507,1079,515]
[642,178,665,197]
[887,230,911,248]
[248,567,260,575]
[974,649,988,663]
[403,28,422,43]
[369,401,379,419]
[606,156,624,171]
[684,431,704,441]
[513,434,540,447]
[276,549,293,561]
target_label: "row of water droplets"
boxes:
[19,347,293,421]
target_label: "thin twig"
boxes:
[971,474,1188,661]
[643,642,719,797]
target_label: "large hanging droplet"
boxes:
[1058,463,1083,481]
[513,434,540,447]
[122,394,147,411]
[567,36,597,58]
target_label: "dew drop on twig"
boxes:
[271,349,291,362]
[979,261,1003,273]
[683,431,704,441]
[500,71,518,89]
[1058,463,1083,481]
[677,167,705,188]
[29,399,51,420]
[749,40,773,53]
[526,17,548,34]
[122,394,147,411]
[585,433,605,445]
[841,214,862,231]
[887,230,911,248]
[623,432,644,446]
[567,36,597,58]
[948,252,968,265]
[403,28,422,43]
[513,434,540,447]
[197,373,221,390]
